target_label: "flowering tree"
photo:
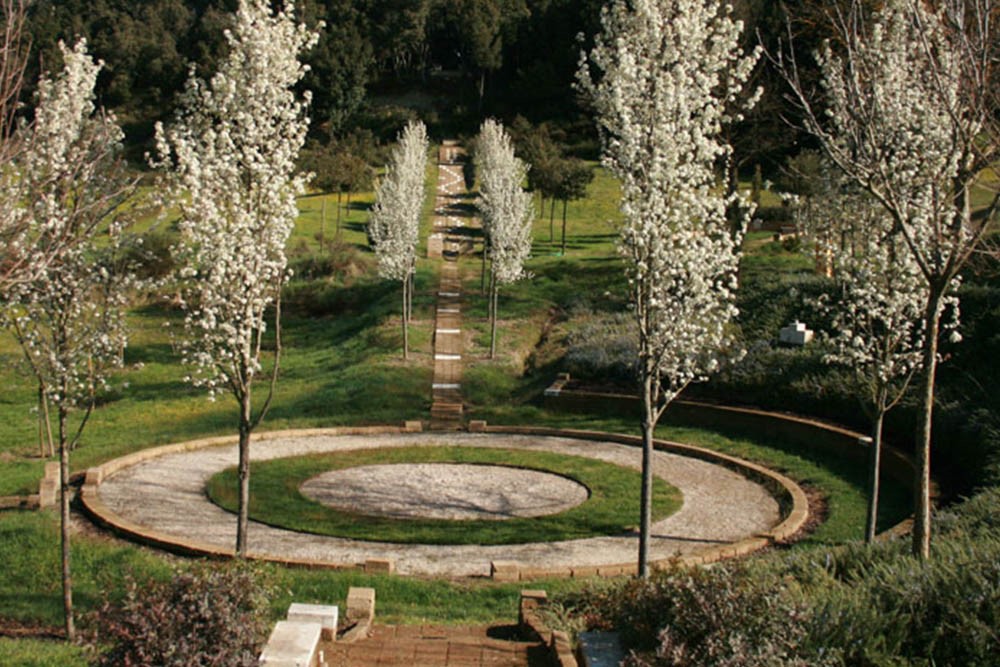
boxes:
[155,0,318,556]
[780,0,1000,558]
[369,120,428,359]
[475,119,533,359]
[0,39,133,642]
[578,0,759,577]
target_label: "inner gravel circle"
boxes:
[299,463,590,521]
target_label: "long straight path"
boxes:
[429,141,477,428]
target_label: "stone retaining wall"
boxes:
[543,376,917,491]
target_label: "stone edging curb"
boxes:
[79,423,808,578]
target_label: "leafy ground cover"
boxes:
[206,445,680,544]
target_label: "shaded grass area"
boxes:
[206,446,680,545]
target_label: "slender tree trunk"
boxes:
[489,279,499,359]
[477,70,486,114]
[39,384,54,458]
[480,244,488,294]
[549,199,556,243]
[235,389,253,557]
[560,199,568,255]
[58,405,74,641]
[638,370,654,579]
[402,275,409,360]
[913,287,944,560]
[336,190,344,240]
[320,197,327,249]
[865,409,885,544]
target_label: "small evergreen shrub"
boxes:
[86,564,273,667]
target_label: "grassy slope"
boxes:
[0,162,911,663]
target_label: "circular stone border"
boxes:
[79,424,810,578]
[204,446,680,544]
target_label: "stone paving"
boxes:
[322,624,544,667]
[430,141,477,428]
[93,430,781,576]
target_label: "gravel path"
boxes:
[96,432,780,576]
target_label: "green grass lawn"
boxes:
[0,159,916,664]
[206,445,680,544]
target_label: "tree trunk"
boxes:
[865,409,885,544]
[320,197,327,249]
[235,390,252,557]
[549,199,556,243]
[480,244,488,294]
[39,384,54,458]
[402,275,410,360]
[560,199,568,255]
[913,287,944,560]
[58,405,74,641]
[638,370,655,579]
[336,191,344,240]
[489,280,499,359]
[478,70,486,114]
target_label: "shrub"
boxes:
[562,312,637,384]
[85,564,273,667]
[575,565,828,667]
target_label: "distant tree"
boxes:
[554,158,594,255]
[300,0,372,132]
[476,118,533,359]
[446,0,529,111]
[366,0,433,76]
[510,117,562,241]
[369,120,428,360]
[0,39,134,642]
[579,0,758,577]
[154,0,318,557]
[779,0,1000,559]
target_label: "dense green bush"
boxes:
[561,490,1000,666]
[85,564,273,667]
[562,312,636,384]
[570,565,827,667]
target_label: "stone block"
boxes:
[491,560,519,582]
[364,558,395,574]
[43,462,60,480]
[258,620,322,667]
[519,589,547,627]
[345,587,375,624]
[468,420,487,432]
[778,320,814,346]
[286,603,338,642]
[37,479,57,508]
[84,468,103,486]
[404,420,423,433]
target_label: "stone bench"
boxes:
[287,602,338,642]
[258,620,322,667]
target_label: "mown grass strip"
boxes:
[206,445,680,545]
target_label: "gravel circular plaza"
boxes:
[92,430,785,577]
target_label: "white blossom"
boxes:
[475,118,533,358]
[781,0,999,558]
[154,0,318,555]
[370,120,428,282]
[578,0,758,576]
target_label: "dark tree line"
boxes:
[23,0,845,170]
